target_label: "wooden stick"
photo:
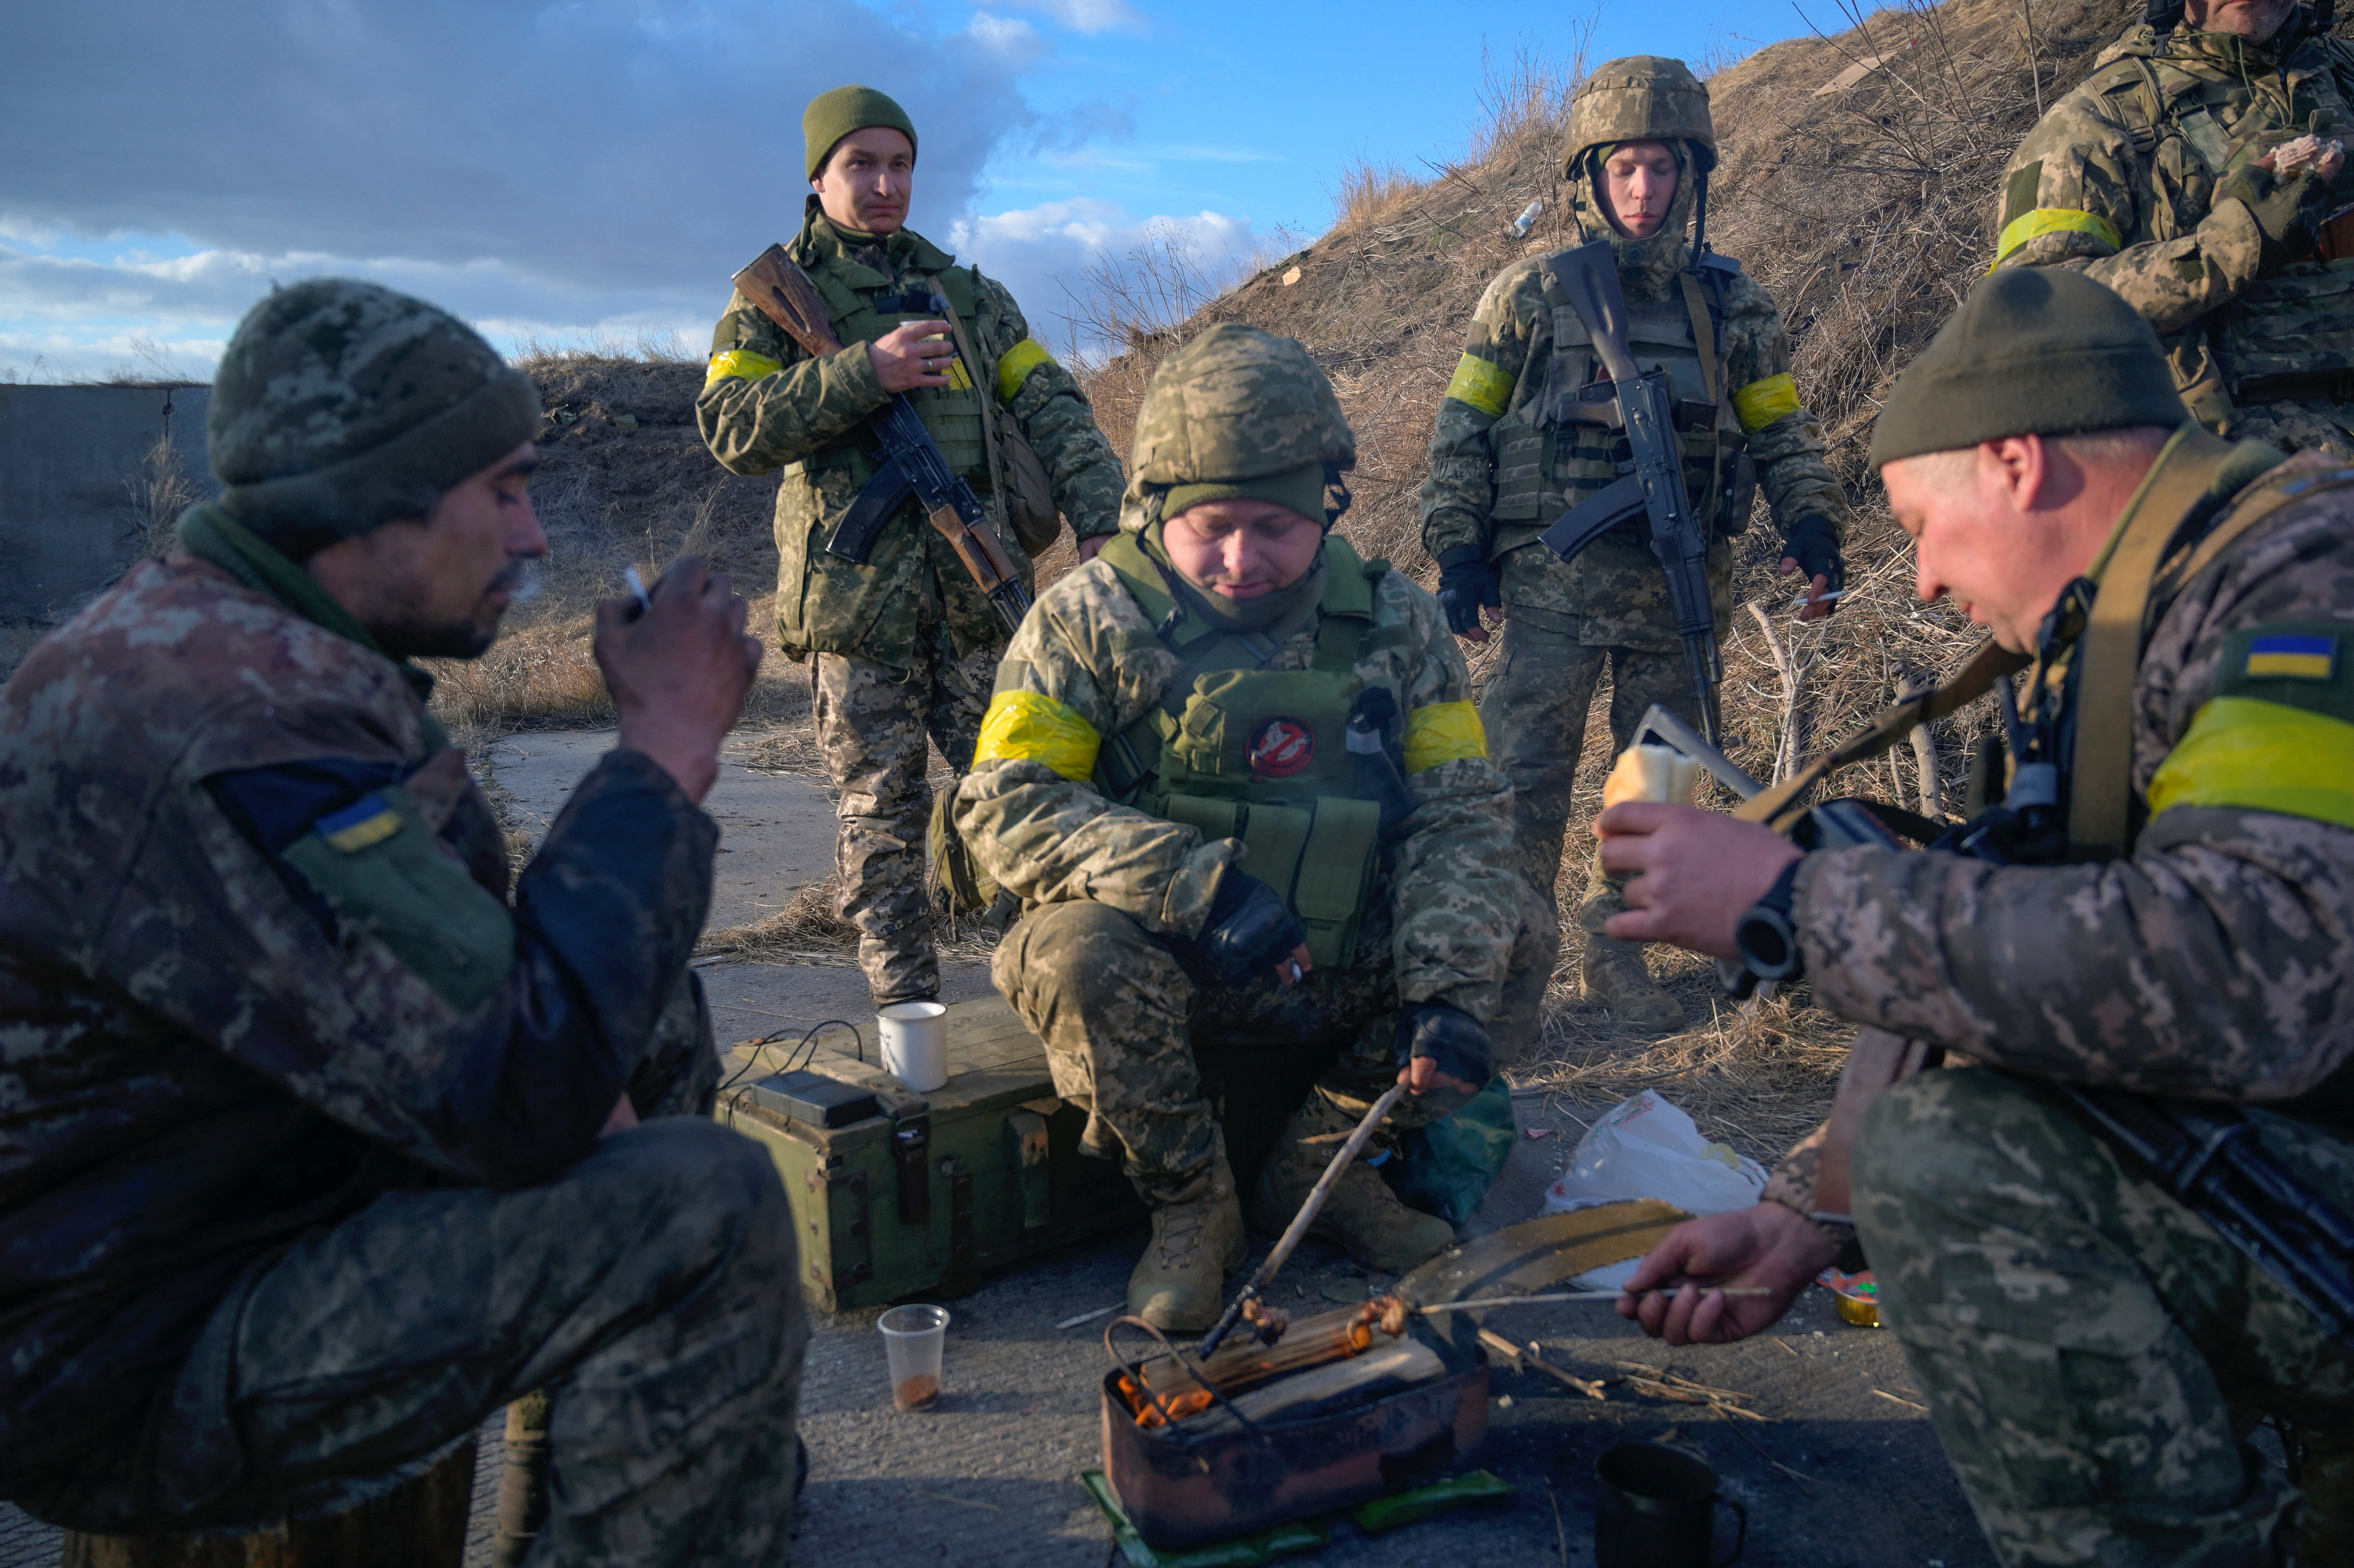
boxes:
[1416,1287,1774,1312]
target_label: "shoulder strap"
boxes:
[2068,423,2245,860]
[2155,455,2354,597]
[928,272,1011,527]
[1313,536,1382,672]
[1676,272,1722,404]
[1097,531,1182,634]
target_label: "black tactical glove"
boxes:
[1393,1002,1492,1089]
[1780,514,1845,613]
[1195,871,1307,987]
[1434,545,1502,638]
[2218,163,2324,264]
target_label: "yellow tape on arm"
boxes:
[2146,696,2354,829]
[997,337,1055,404]
[704,348,783,387]
[1444,354,1516,419]
[973,689,1103,783]
[1404,700,1489,774]
[1992,207,2123,267]
[1731,372,1801,435]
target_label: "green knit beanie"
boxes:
[208,279,541,559]
[1165,463,1330,525]
[804,85,919,180]
[1868,267,2188,470]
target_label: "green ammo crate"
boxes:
[716,996,1145,1312]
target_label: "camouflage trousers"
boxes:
[1476,611,1706,931]
[13,988,809,1567]
[1854,1065,2354,1567]
[812,632,998,1005]
[2230,397,2354,459]
[991,888,1557,1202]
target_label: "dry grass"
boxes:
[698,876,1003,968]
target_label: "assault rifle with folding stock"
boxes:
[1537,239,1724,743]
[730,245,1032,637]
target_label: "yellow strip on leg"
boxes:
[973,689,1103,782]
[2147,696,2354,828]
[1444,354,1516,419]
[1404,700,1488,774]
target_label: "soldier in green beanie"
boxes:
[1588,267,2354,1564]
[956,325,1554,1329]
[0,279,810,1566]
[702,83,1127,1012]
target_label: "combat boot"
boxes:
[1128,1156,1247,1332]
[1250,1094,1456,1274]
[1581,935,1684,1033]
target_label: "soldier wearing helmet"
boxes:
[1992,0,2354,454]
[957,325,1554,1330]
[1419,56,1853,1031]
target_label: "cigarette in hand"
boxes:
[624,566,652,613]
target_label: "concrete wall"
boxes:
[0,384,214,621]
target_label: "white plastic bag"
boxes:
[1539,1090,1767,1288]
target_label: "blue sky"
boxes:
[0,0,1801,383]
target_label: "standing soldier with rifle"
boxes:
[1992,0,2354,455]
[1419,56,1853,1033]
[700,85,1124,1010]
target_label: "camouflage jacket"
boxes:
[1796,450,2354,1108]
[954,539,1525,1024]
[1420,224,1849,647]
[1993,22,2354,410]
[698,205,1124,667]
[0,508,715,1476]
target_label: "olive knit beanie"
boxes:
[1868,267,2188,469]
[804,85,919,179]
[208,279,541,559]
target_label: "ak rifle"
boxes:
[1536,240,1723,744]
[730,245,1032,636]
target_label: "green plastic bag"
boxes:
[1389,1075,1516,1227]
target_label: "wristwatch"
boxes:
[1733,856,1807,983]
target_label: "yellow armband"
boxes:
[704,348,782,387]
[1731,372,1800,435]
[1992,208,2122,268]
[1443,354,1516,419]
[997,337,1055,404]
[2147,697,2354,829]
[1404,700,1488,774]
[973,690,1102,783]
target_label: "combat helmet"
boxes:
[1564,56,1716,175]
[1123,323,1356,530]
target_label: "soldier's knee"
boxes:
[593,1119,794,1276]
[1854,1066,2082,1221]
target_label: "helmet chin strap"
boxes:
[1690,160,1710,261]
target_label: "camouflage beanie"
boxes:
[805,85,919,179]
[1123,324,1354,530]
[208,279,541,559]
[1867,268,2188,470]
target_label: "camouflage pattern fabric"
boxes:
[958,541,1528,1024]
[1793,460,2354,1100]
[0,543,784,1552]
[699,208,1123,667]
[2235,396,2354,459]
[812,636,997,1004]
[1854,1065,2354,1566]
[1992,22,2354,440]
[992,865,1555,1196]
[1476,623,1701,920]
[1120,321,1354,517]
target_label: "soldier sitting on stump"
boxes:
[957,324,1555,1331]
[0,280,806,1567]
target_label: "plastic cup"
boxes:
[879,1303,949,1411]
[878,1001,949,1092]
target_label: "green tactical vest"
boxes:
[784,228,994,488]
[2083,30,2354,405]
[1096,531,1407,970]
[1488,253,1745,537]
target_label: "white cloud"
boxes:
[995,0,1148,34]
[963,11,1045,60]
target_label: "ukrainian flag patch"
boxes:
[2244,632,2336,681]
[316,793,403,853]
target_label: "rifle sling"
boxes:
[1734,637,2031,829]
[933,286,1014,535]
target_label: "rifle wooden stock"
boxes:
[733,245,845,358]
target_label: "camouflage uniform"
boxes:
[0,509,806,1561]
[1994,16,2354,451]
[1771,440,2354,1564]
[1420,57,1851,1023]
[960,326,1553,1321]
[700,202,1124,1004]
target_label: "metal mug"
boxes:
[1594,1442,1746,1568]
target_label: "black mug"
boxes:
[1594,1442,1747,1568]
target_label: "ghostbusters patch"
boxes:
[1247,716,1317,778]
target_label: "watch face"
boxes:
[1247,716,1316,778]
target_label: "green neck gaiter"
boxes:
[177,502,446,742]
[1142,520,1328,638]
